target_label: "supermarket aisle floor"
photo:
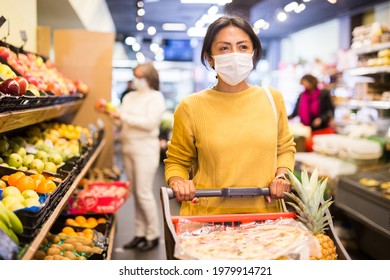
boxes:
[112,142,167,260]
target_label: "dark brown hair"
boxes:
[201,15,262,68]
[300,74,318,88]
[134,62,160,91]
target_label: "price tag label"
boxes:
[20,30,27,42]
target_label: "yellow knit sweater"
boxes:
[164,86,296,215]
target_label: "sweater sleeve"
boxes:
[164,98,197,183]
[119,93,166,131]
[272,87,296,172]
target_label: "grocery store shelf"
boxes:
[105,214,117,260]
[344,66,390,76]
[335,99,390,110]
[351,42,390,55]
[0,100,84,133]
[21,138,106,260]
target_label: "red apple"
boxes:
[14,76,29,94]
[74,80,89,94]
[95,98,107,112]
[0,78,21,95]
[0,46,11,60]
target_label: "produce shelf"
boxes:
[20,138,106,260]
[0,100,84,133]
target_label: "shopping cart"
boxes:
[160,187,350,260]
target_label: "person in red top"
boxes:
[288,74,334,131]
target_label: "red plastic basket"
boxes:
[68,181,130,214]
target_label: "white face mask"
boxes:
[213,52,254,86]
[134,78,149,91]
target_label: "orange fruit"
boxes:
[62,226,75,235]
[82,228,94,235]
[75,215,87,225]
[15,175,36,192]
[1,175,9,182]
[36,179,57,194]
[30,173,46,182]
[65,218,78,227]
[8,171,26,186]
[97,217,107,224]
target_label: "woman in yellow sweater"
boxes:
[164,15,296,216]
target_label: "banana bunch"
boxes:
[0,201,23,245]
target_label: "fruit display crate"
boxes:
[48,213,114,260]
[0,92,52,113]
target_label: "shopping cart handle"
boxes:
[166,187,270,200]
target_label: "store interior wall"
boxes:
[2,0,37,52]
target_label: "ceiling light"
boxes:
[136,52,146,63]
[125,36,137,45]
[207,5,219,15]
[137,8,145,17]
[187,27,207,37]
[147,26,157,35]
[137,1,144,8]
[132,42,141,52]
[162,23,187,31]
[181,0,232,5]
[136,22,144,31]
[150,43,160,52]
[327,0,337,4]
[277,12,287,22]
[284,2,298,13]
[294,3,306,13]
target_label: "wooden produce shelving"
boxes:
[0,100,84,133]
[20,138,106,260]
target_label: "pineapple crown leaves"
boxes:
[285,167,334,234]
[287,168,328,212]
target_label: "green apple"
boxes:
[44,161,57,173]
[23,154,35,167]
[0,157,3,164]
[35,150,48,162]
[21,189,39,200]
[29,159,44,173]
[7,202,25,211]
[22,197,40,208]
[2,186,21,197]
[16,147,27,157]
[2,196,23,208]
[7,153,23,168]
[0,139,9,154]
[18,166,28,171]
[48,153,63,165]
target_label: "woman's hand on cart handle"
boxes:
[267,173,292,203]
[168,177,196,202]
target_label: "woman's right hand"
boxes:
[169,177,196,202]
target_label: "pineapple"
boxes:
[285,168,338,260]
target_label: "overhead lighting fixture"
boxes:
[162,23,187,31]
[125,36,137,45]
[327,0,337,4]
[187,27,207,37]
[181,0,232,4]
[137,8,145,16]
[147,26,157,35]
[277,12,287,22]
[284,2,298,13]
[136,22,145,31]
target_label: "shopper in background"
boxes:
[97,62,166,251]
[288,74,335,131]
[164,15,296,216]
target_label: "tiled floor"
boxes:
[111,142,372,260]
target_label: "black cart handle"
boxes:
[167,187,270,200]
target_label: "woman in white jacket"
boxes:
[107,63,166,251]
